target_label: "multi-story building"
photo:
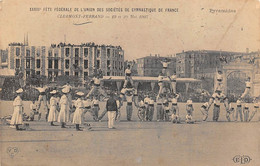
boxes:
[136,54,176,76]
[7,42,124,84]
[176,50,260,95]
[176,50,243,79]
[0,49,8,69]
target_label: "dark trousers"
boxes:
[148,106,154,121]
[126,104,133,121]
[213,105,220,121]
[156,105,163,120]
[235,107,243,122]
[92,106,99,120]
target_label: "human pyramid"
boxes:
[6,59,259,131]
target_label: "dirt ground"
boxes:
[0,101,259,166]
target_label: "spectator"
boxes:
[106,92,118,129]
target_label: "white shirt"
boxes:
[125,68,131,74]
[59,95,68,106]
[158,76,163,82]
[216,73,223,81]
[156,97,163,104]
[126,95,133,103]
[236,100,242,106]
[50,97,57,106]
[172,98,178,104]
[83,99,92,108]
[116,100,121,108]
[187,99,193,105]
[93,77,101,85]
[121,88,127,94]
[246,81,251,88]
[37,87,47,93]
[75,98,84,108]
[163,99,168,105]
[13,96,23,106]
[202,102,209,108]
[149,99,154,105]
[170,74,177,80]
[139,100,145,107]
[92,99,99,105]
[162,62,170,68]
[144,97,150,104]
[214,98,221,106]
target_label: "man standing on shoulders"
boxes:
[106,92,118,129]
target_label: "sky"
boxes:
[0,0,259,60]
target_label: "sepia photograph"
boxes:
[0,0,259,165]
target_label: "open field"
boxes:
[0,101,259,166]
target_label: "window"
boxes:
[48,60,53,69]
[36,71,40,75]
[84,72,88,80]
[54,59,58,69]
[26,59,30,69]
[96,60,100,69]
[75,72,78,77]
[84,48,88,57]
[36,50,40,57]
[26,49,30,56]
[97,49,100,58]
[65,59,69,69]
[26,71,30,77]
[16,59,20,68]
[107,72,110,76]
[16,48,20,56]
[107,60,110,69]
[54,71,58,77]
[48,51,52,57]
[107,49,110,58]
[65,71,69,76]
[65,48,70,57]
[36,59,41,68]
[75,60,79,66]
[75,48,79,57]
[48,71,52,79]
[54,53,58,57]
[84,60,88,69]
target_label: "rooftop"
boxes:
[176,50,245,55]
[8,42,123,49]
[136,55,176,60]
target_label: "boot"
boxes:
[50,122,54,126]
[38,113,41,121]
[61,122,66,128]
[45,113,48,122]
[76,124,82,131]
[15,125,20,130]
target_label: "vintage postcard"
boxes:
[0,0,259,165]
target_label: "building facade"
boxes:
[176,50,243,79]
[176,50,260,96]
[0,49,8,69]
[7,42,124,83]
[136,54,176,76]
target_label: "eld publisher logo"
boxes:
[233,155,252,164]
